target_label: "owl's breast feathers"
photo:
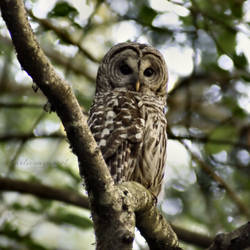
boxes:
[88,90,167,196]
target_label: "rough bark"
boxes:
[0,1,180,249]
[2,177,250,250]
[119,182,180,250]
[207,222,250,250]
[171,224,212,248]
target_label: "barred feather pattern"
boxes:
[88,90,167,196]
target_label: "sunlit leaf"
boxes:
[232,52,248,69]
[217,29,236,55]
[12,202,43,213]
[138,5,158,25]
[223,97,247,119]
[229,0,243,18]
[179,15,193,27]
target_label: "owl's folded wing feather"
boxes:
[88,92,145,183]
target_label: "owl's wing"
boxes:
[88,92,145,183]
[131,96,168,196]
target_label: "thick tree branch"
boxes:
[0,1,180,249]
[0,1,131,249]
[207,222,250,250]
[119,182,180,250]
[0,177,211,248]
[171,224,213,248]
[2,177,250,250]
[0,176,180,249]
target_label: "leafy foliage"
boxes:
[0,0,250,249]
[48,1,78,19]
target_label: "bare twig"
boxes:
[43,45,96,82]
[168,133,250,150]
[0,132,64,142]
[0,34,96,82]
[0,102,43,109]
[28,11,100,63]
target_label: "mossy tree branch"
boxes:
[1,176,250,250]
[0,0,180,249]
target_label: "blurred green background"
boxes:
[0,0,250,249]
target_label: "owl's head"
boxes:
[96,42,168,98]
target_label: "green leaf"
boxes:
[203,62,229,75]
[205,125,238,154]
[232,53,248,69]
[223,97,247,119]
[217,29,236,55]
[48,1,78,19]
[12,202,42,213]
[241,74,250,82]
[180,15,193,27]
[229,0,243,18]
[138,5,158,25]
[2,223,49,250]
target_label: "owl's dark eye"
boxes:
[144,67,154,77]
[120,64,132,75]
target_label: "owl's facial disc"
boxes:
[96,42,168,96]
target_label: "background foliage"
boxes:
[0,0,250,249]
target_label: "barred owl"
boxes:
[88,42,168,197]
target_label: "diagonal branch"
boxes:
[182,141,250,219]
[28,10,100,63]
[0,132,64,142]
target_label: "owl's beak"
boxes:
[135,80,140,91]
